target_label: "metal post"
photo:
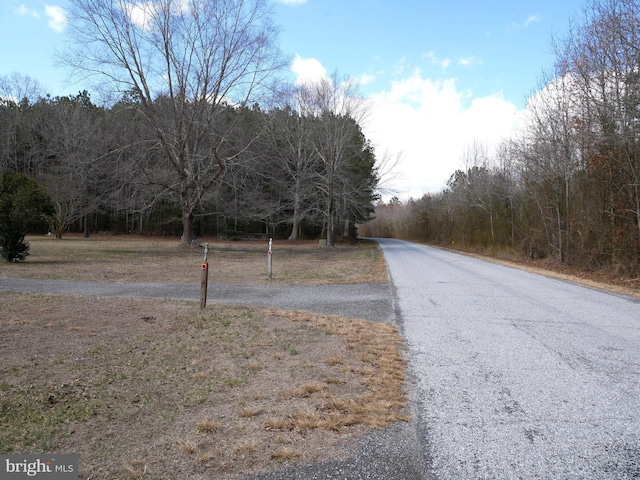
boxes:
[267,238,273,280]
[200,243,209,309]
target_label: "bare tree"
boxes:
[0,73,45,105]
[64,0,286,243]
[306,74,370,246]
[458,140,497,242]
[263,84,322,240]
[0,74,47,175]
[553,0,640,270]
[36,92,111,238]
[514,74,583,262]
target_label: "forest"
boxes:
[360,0,640,278]
[0,85,378,244]
[0,0,378,247]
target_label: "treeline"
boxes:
[360,0,640,277]
[1,0,379,245]
[0,83,378,243]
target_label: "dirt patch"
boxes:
[0,238,407,479]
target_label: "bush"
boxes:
[0,171,54,262]
[0,230,31,262]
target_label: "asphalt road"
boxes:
[377,238,640,479]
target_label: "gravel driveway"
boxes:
[0,277,394,324]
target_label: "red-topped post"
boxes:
[200,243,209,308]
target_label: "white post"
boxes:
[267,238,273,280]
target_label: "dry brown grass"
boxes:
[270,446,301,461]
[123,460,148,479]
[0,295,408,478]
[0,237,407,479]
[196,420,221,433]
[238,406,263,419]
[0,234,387,285]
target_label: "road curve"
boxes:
[377,238,640,479]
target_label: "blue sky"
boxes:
[1,0,585,199]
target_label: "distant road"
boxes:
[377,238,640,479]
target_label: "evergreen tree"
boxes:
[0,171,54,262]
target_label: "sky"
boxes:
[1,0,586,200]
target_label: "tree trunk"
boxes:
[83,214,90,238]
[288,190,301,240]
[326,192,335,247]
[181,209,195,245]
[347,217,358,243]
[288,223,299,240]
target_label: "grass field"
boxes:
[0,235,388,285]
[0,236,407,479]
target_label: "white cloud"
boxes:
[120,1,191,31]
[289,57,520,199]
[291,54,329,85]
[392,57,410,76]
[18,4,39,18]
[524,15,541,27]
[123,1,156,30]
[458,56,481,67]
[357,73,376,86]
[44,5,67,32]
[508,14,541,31]
[423,51,451,70]
[16,3,66,32]
[363,72,520,199]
